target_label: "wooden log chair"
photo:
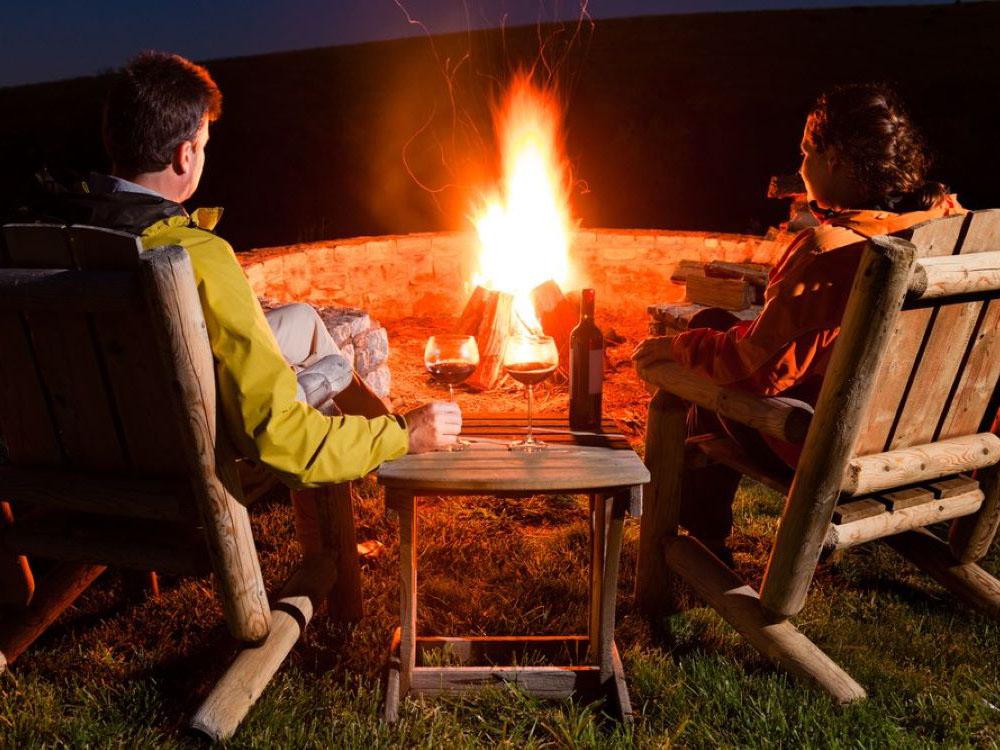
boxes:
[635,209,1000,702]
[0,223,361,740]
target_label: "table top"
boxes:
[377,414,650,494]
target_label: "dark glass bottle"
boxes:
[569,288,604,430]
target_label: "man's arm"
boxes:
[156,226,411,488]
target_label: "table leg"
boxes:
[399,492,417,691]
[601,490,633,718]
[588,493,608,664]
[600,492,628,677]
[384,490,415,723]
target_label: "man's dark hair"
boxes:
[103,51,222,175]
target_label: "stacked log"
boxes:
[650,259,772,335]
[318,307,391,397]
[670,260,769,306]
[685,275,753,311]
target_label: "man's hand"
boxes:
[631,335,675,369]
[403,401,462,453]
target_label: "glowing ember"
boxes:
[471,73,574,332]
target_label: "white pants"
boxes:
[265,303,389,561]
[265,303,350,414]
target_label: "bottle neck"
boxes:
[581,289,595,321]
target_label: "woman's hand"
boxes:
[631,335,675,369]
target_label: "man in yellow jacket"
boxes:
[28,52,460,491]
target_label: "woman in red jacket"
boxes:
[633,83,965,561]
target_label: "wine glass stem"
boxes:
[448,384,456,402]
[526,384,534,442]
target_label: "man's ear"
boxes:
[171,139,194,176]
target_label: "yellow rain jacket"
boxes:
[141,212,409,488]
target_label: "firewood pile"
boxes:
[317,307,390,397]
[258,298,391,397]
[648,259,770,336]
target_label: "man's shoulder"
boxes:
[142,215,233,255]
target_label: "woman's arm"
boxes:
[636,227,861,397]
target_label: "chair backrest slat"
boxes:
[0,310,63,464]
[855,210,1000,455]
[90,312,189,474]
[933,210,1000,439]
[3,223,74,268]
[70,225,142,270]
[22,304,130,471]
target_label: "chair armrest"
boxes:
[637,361,813,444]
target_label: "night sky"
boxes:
[1,0,952,88]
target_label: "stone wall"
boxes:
[238,228,789,318]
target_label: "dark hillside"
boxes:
[1,3,997,250]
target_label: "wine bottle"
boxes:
[569,288,604,430]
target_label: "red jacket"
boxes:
[669,199,965,462]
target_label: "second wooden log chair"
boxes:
[0,223,365,741]
[635,209,1000,701]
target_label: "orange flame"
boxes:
[471,74,573,331]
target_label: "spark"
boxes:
[390,1,595,218]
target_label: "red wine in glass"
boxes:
[501,335,559,452]
[504,362,557,386]
[428,360,477,385]
[424,335,479,450]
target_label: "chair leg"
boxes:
[0,562,105,669]
[635,390,689,619]
[204,460,272,644]
[0,501,34,607]
[190,556,338,741]
[292,484,363,622]
[949,466,1000,563]
[886,528,1000,621]
[664,535,867,703]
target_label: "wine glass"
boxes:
[502,334,559,452]
[424,334,479,451]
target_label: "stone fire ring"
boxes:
[239,228,784,321]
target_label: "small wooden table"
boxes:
[378,414,650,722]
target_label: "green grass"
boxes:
[2,476,998,749]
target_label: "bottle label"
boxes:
[589,349,603,395]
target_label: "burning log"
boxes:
[455,280,578,389]
[457,287,514,390]
[530,280,578,376]
[457,286,489,336]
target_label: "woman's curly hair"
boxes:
[807,83,947,212]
